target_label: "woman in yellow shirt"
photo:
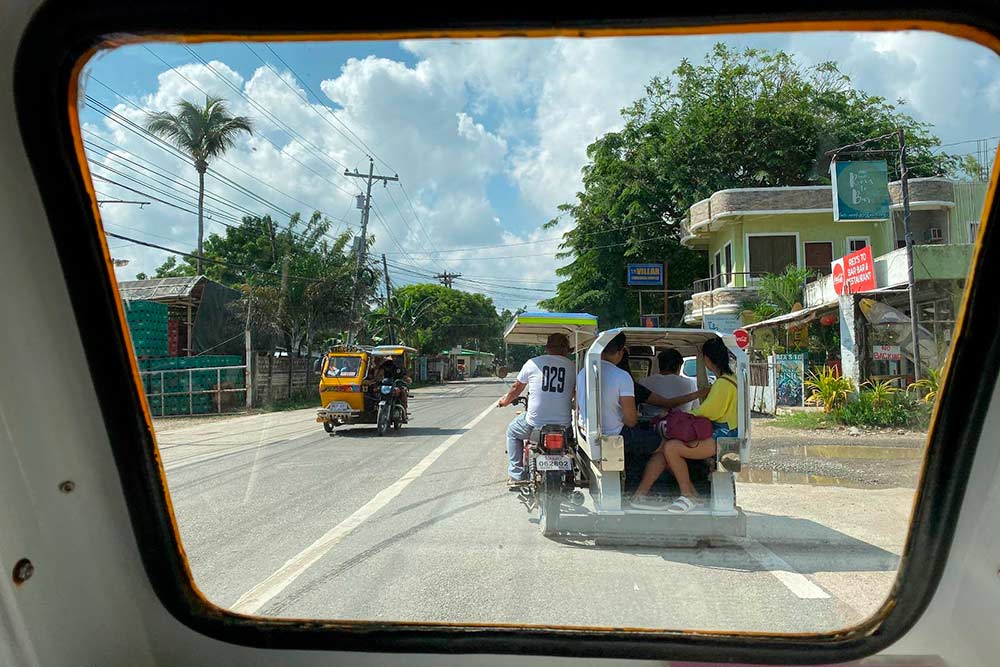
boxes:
[630,336,738,513]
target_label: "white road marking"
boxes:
[229,398,499,615]
[737,538,831,600]
[241,413,275,504]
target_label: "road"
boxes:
[157,378,915,634]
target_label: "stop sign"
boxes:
[733,328,750,350]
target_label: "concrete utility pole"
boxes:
[344,158,399,344]
[435,271,461,288]
[382,253,394,343]
[897,128,922,381]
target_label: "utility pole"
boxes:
[435,271,461,288]
[662,259,670,327]
[827,129,922,382]
[382,253,394,343]
[898,128,922,381]
[344,158,399,343]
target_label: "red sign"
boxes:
[831,245,876,296]
[733,328,750,350]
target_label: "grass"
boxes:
[771,412,834,430]
[262,392,318,412]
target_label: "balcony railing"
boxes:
[692,272,767,293]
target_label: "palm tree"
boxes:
[145,97,253,274]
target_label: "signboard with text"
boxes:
[627,263,664,286]
[873,345,902,361]
[832,245,876,296]
[831,160,891,221]
[642,315,661,328]
[704,314,742,335]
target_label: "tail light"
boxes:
[543,433,564,451]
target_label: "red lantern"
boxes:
[820,312,838,327]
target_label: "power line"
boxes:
[105,231,324,283]
[242,43,372,160]
[139,48,356,200]
[88,77,351,228]
[261,43,397,175]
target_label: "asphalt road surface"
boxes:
[157,378,915,634]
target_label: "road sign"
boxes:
[831,160,890,221]
[733,328,750,350]
[832,245,876,296]
[627,263,663,286]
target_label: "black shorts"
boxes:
[620,425,662,451]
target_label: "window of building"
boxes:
[747,234,798,277]
[804,241,834,276]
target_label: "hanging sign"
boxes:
[831,160,891,221]
[627,263,663,286]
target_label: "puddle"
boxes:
[782,445,923,461]
[738,469,869,488]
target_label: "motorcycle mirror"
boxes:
[496,366,508,379]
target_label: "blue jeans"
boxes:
[506,414,534,481]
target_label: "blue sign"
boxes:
[831,160,891,221]
[627,263,663,286]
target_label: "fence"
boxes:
[252,354,312,406]
[140,364,247,416]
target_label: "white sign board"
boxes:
[872,345,902,361]
[703,314,742,335]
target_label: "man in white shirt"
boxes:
[497,333,576,487]
[639,348,699,417]
[576,332,662,450]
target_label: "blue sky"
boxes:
[80,31,1000,308]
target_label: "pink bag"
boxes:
[653,409,714,443]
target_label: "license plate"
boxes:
[536,455,572,471]
[326,401,351,414]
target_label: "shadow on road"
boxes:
[550,512,900,574]
[330,427,467,438]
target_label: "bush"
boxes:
[805,366,854,413]
[834,391,927,429]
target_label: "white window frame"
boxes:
[723,241,734,287]
[846,236,871,254]
[744,232,801,283]
[968,221,980,244]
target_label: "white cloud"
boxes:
[87,29,1000,310]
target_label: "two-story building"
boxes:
[681,178,986,395]
[681,178,975,329]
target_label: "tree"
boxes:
[543,45,955,325]
[367,283,504,355]
[145,97,253,274]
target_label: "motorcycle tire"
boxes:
[376,403,391,436]
[392,406,403,433]
[538,472,562,537]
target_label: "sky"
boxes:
[79,30,1000,310]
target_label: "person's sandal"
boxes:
[629,497,665,511]
[666,496,699,514]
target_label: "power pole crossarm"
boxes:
[435,271,461,288]
[343,158,399,344]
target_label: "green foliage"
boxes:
[834,391,925,429]
[862,378,899,409]
[367,283,505,356]
[145,97,253,172]
[757,266,816,314]
[771,412,831,430]
[805,366,855,413]
[908,367,942,404]
[541,44,952,323]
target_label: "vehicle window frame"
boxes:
[13,3,1000,663]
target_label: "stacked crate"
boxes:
[123,300,168,358]
[139,355,245,416]
[167,319,182,357]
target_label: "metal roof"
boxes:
[118,276,207,302]
[503,311,599,350]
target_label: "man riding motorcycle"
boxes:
[497,333,576,488]
[378,355,410,421]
